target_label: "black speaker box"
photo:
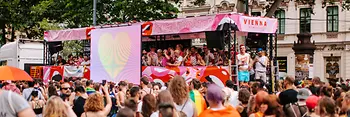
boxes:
[48,42,63,55]
[205,31,225,50]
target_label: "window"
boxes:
[327,6,338,32]
[277,57,287,73]
[300,8,312,33]
[275,10,285,34]
[251,12,261,16]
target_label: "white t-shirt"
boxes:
[1,90,31,117]
[80,60,90,66]
[204,53,215,65]
[176,56,183,66]
[150,111,159,117]
[255,56,268,72]
[237,53,250,70]
[137,101,143,112]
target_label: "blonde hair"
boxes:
[43,96,70,117]
[84,93,104,112]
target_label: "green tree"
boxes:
[0,0,179,45]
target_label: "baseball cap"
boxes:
[257,48,263,52]
[297,88,311,100]
[306,95,319,110]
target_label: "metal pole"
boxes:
[269,34,274,93]
[245,0,249,14]
[228,23,232,82]
[274,33,278,93]
[93,0,97,26]
[233,28,239,91]
[43,41,46,65]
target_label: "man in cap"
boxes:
[279,76,302,117]
[254,48,269,83]
[305,95,319,117]
[297,88,311,117]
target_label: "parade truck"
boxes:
[0,39,44,77]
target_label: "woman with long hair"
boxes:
[43,96,76,117]
[168,76,197,117]
[316,97,338,117]
[30,91,45,117]
[249,91,269,117]
[261,95,285,117]
[142,94,157,117]
[82,84,112,117]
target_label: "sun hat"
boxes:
[297,88,311,100]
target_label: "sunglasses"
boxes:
[61,87,72,90]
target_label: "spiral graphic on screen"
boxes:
[98,32,132,78]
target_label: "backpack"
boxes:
[178,99,189,117]
[283,103,307,117]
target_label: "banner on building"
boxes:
[43,66,90,82]
[64,66,84,77]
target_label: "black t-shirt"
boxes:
[73,96,86,117]
[57,59,66,65]
[240,107,248,117]
[279,89,298,106]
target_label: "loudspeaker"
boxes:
[205,31,225,50]
[216,23,239,31]
[48,42,63,55]
[246,33,268,49]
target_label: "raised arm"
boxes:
[102,84,112,116]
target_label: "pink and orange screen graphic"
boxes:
[90,26,141,84]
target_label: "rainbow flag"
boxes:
[190,90,207,115]
[86,87,96,95]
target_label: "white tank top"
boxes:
[174,99,194,117]
[237,53,250,70]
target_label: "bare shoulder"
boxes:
[83,111,106,117]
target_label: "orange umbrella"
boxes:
[0,66,33,81]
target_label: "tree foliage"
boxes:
[0,0,179,45]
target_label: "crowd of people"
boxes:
[0,75,350,117]
[142,44,270,84]
[54,54,91,66]
[142,44,231,67]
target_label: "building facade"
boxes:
[182,0,350,81]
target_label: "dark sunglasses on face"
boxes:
[61,87,72,90]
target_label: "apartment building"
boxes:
[182,0,350,81]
